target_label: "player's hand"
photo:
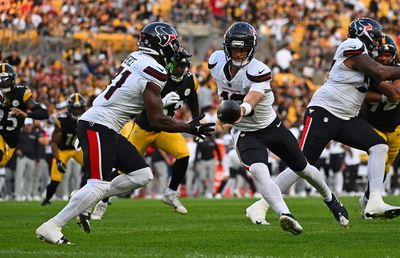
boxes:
[57,160,67,174]
[10,107,27,118]
[188,113,215,139]
[162,92,180,107]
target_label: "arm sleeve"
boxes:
[27,104,49,120]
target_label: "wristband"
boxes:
[240,102,252,116]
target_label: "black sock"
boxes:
[45,180,60,201]
[169,156,189,191]
[217,179,228,194]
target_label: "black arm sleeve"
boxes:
[27,104,49,120]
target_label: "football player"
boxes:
[91,48,200,218]
[41,93,86,206]
[36,22,215,244]
[246,18,400,223]
[0,63,48,167]
[359,34,400,217]
[209,22,347,235]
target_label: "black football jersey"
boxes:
[54,112,78,150]
[0,85,32,148]
[135,73,200,132]
[360,64,400,132]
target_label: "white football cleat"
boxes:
[36,220,71,244]
[162,189,188,214]
[364,192,400,219]
[245,198,270,225]
[279,214,303,235]
[91,201,108,220]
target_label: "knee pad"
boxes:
[127,167,153,187]
[86,179,111,199]
[249,162,271,181]
[369,144,388,155]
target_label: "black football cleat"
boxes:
[324,193,349,227]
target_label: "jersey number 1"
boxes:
[104,67,132,100]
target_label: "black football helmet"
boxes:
[377,34,397,64]
[348,17,383,58]
[169,48,191,82]
[223,22,257,67]
[0,63,16,93]
[67,93,86,120]
[138,22,180,66]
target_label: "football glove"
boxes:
[162,92,180,107]
[57,160,67,174]
[188,113,215,139]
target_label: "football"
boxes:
[217,100,241,124]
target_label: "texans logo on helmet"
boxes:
[155,26,176,47]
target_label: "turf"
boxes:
[0,196,400,257]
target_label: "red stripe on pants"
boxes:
[87,129,101,180]
[299,116,312,150]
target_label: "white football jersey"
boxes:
[208,50,276,131]
[80,51,167,132]
[309,38,369,120]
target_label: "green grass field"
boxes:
[1,196,400,257]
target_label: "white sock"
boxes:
[249,162,290,215]
[52,179,110,227]
[334,172,343,195]
[296,163,332,202]
[368,144,388,193]
[104,167,153,198]
[275,167,301,193]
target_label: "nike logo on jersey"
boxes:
[323,117,329,123]
[309,108,314,113]
[349,45,357,49]
[156,66,164,72]
[240,133,245,137]
[276,121,281,127]
[258,69,265,74]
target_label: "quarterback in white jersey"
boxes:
[36,22,215,245]
[211,22,348,234]
[247,18,400,223]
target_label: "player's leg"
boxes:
[233,128,302,234]
[105,134,152,198]
[0,135,14,168]
[42,150,73,206]
[156,132,190,213]
[36,121,116,243]
[336,118,400,218]
[267,116,348,227]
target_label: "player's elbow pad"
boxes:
[27,104,49,120]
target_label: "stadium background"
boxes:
[0,0,400,200]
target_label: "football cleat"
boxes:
[91,201,108,220]
[324,193,349,227]
[162,189,188,214]
[77,212,91,233]
[279,214,303,235]
[41,199,51,206]
[364,192,400,219]
[36,220,71,245]
[245,199,270,226]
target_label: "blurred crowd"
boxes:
[1,0,400,201]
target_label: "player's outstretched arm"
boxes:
[346,54,400,82]
[143,82,215,138]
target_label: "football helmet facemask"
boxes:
[223,22,257,67]
[348,17,383,58]
[169,48,191,82]
[67,93,86,120]
[0,63,16,93]
[376,34,397,65]
[139,22,180,66]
